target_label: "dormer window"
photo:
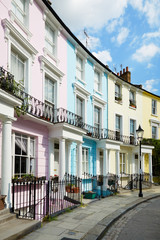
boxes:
[129,90,136,108]
[115,83,122,102]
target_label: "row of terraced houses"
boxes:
[0,0,159,210]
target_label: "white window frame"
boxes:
[39,56,64,108]
[75,50,86,85]
[11,47,26,89]
[150,119,160,139]
[115,114,122,133]
[76,95,84,120]
[120,153,126,174]
[94,105,101,129]
[152,126,157,139]
[12,132,36,178]
[130,119,135,136]
[115,83,122,101]
[73,82,90,123]
[2,19,38,93]
[45,75,55,107]
[82,148,89,175]
[43,17,59,64]
[9,0,32,39]
[152,99,157,115]
[92,95,106,129]
[94,69,102,94]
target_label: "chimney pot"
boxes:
[120,70,122,75]
[123,68,125,74]
[126,66,128,72]
[117,73,119,76]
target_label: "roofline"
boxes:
[42,0,160,99]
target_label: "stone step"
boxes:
[0,218,41,240]
[0,208,10,216]
[0,212,17,225]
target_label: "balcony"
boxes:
[0,67,136,145]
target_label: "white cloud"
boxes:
[106,18,123,33]
[92,50,112,65]
[129,0,143,11]
[132,43,160,62]
[76,31,101,50]
[147,63,153,68]
[111,27,130,45]
[143,0,160,28]
[129,0,160,28]
[144,79,159,92]
[117,27,130,45]
[142,29,160,40]
[51,0,128,32]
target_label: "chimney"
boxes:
[120,70,122,76]
[120,66,131,83]
[117,72,119,76]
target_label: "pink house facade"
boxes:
[0,0,68,207]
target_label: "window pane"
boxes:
[15,156,20,174]
[21,157,27,174]
[76,97,83,117]
[45,77,55,104]
[130,120,134,135]
[116,115,120,131]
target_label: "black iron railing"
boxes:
[0,66,136,145]
[12,175,82,221]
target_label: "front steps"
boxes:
[0,208,41,240]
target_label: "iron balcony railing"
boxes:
[0,66,136,145]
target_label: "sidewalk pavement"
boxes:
[21,186,160,240]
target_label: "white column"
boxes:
[132,153,135,174]
[142,153,144,173]
[108,150,110,173]
[49,139,54,179]
[77,142,82,178]
[59,138,65,180]
[103,148,109,189]
[116,150,120,176]
[1,118,13,208]
[149,153,153,182]
[67,142,72,175]
[103,148,108,176]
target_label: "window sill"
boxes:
[9,10,32,40]
[151,113,158,117]
[129,105,136,110]
[115,100,122,105]
[93,89,103,96]
[43,47,60,66]
[76,77,87,86]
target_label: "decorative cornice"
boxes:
[8,10,32,41]
[39,55,64,81]
[2,18,38,62]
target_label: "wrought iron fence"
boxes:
[12,176,82,221]
[0,66,136,145]
[124,173,152,190]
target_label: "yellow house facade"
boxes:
[106,67,153,186]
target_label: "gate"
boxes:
[12,176,82,221]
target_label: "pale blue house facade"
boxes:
[67,39,108,178]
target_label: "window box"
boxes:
[84,191,96,199]
[115,96,122,102]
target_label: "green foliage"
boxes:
[43,215,58,222]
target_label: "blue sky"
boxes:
[51,0,160,95]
